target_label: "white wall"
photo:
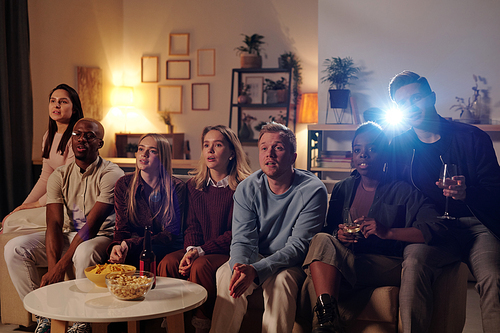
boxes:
[29,0,319,171]
[29,0,123,158]
[318,0,500,124]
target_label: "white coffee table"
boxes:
[23,276,207,333]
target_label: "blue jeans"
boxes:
[400,217,500,332]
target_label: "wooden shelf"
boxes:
[474,124,500,132]
[307,124,358,131]
[311,167,353,173]
[308,123,500,132]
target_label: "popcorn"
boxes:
[107,274,153,300]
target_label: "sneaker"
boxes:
[312,294,345,333]
[35,316,51,333]
[67,322,91,333]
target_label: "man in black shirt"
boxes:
[388,71,500,333]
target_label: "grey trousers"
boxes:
[299,233,402,326]
[400,217,500,333]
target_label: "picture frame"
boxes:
[166,60,191,80]
[77,67,103,120]
[169,33,190,56]
[141,56,159,83]
[192,83,210,110]
[245,76,264,104]
[158,85,183,113]
[197,49,215,76]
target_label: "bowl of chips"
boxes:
[84,263,136,288]
[105,271,154,300]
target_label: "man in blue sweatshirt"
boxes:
[210,122,328,333]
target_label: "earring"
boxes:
[229,156,233,160]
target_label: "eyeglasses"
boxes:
[71,131,99,142]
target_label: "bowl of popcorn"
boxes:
[105,271,154,300]
[84,263,136,288]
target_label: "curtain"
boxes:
[0,0,33,219]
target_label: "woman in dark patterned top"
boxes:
[108,134,186,268]
[158,125,251,333]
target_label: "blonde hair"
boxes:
[191,125,252,191]
[127,134,175,229]
[258,121,296,153]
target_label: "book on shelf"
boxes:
[315,150,352,169]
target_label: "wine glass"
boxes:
[437,164,458,220]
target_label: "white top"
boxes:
[23,277,207,323]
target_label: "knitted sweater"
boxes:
[108,173,186,261]
[183,179,234,255]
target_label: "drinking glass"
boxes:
[344,208,361,236]
[437,164,458,220]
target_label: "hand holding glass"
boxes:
[437,164,457,220]
[344,209,362,236]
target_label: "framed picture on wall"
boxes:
[169,33,190,56]
[158,85,183,113]
[141,56,159,82]
[192,83,210,110]
[77,67,103,120]
[166,60,191,80]
[245,76,263,104]
[197,49,215,76]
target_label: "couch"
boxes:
[241,262,468,333]
[0,229,43,326]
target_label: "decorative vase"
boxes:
[238,94,251,104]
[166,125,174,134]
[238,123,253,140]
[460,109,475,124]
[240,53,262,69]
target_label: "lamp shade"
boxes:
[112,86,134,107]
[298,93,318,123]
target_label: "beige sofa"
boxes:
[242,262,468,333]
[0,229,43,326]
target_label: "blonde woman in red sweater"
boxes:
[158,125,251,333]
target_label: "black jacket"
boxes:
[325,171,446,257]
[389,116,500,239]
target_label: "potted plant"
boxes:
[254,111,288,132]
[239,113,257,140]
[125,143,138,158]
[235,33,265,69]
[159,111,174,133]
[263,77,287,104]
[450,75,490,124]
[279,51,302,116]
[321,56,360,109]
[238,82,252,104]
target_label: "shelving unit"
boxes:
[307,123,500,186]
[229,68,293,144]
[307,124,355,185]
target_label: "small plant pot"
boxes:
[329,89,350,109]
[238,94,251,104]
[266,89,286,104]
[240,53,262,69]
